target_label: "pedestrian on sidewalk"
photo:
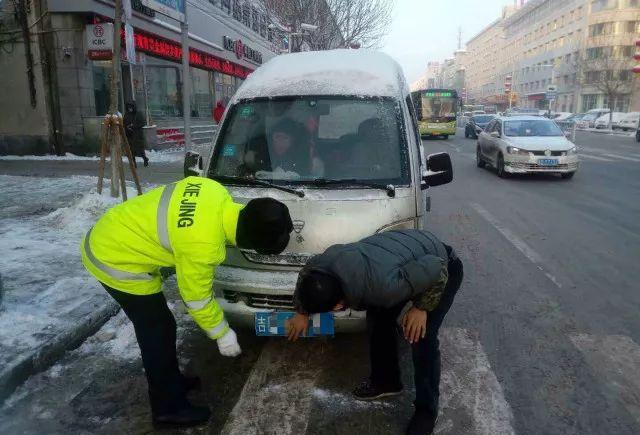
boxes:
[81,176,293,428]
[124,101,149,167]
[213,100,225,124]
[286,230,463,435]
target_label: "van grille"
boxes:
[241,250,312,266]
[223,290,295,310]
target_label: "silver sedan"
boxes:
[476,116,579,179]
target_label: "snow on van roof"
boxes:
[232,50,408,101]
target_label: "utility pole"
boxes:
[457,27,462,50]
[108,0,124,198]
[181,8,191,151]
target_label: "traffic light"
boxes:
[504,75,512,94]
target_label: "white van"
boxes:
[185,50,453,332]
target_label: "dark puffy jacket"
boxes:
[297,230,455,312]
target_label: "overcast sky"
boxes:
[381,0,517,84]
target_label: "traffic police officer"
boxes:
[81,176,292,427]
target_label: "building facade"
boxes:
[447,0,640,113]
[0,0,286,155]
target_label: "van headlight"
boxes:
[507,146,529,155]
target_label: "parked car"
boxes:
[594,112,626,129]
[552,112,574,121]
[476,115,578,179]
[472,110,486,115]
[636,126,640,142]
[618,112,640,131]
[583,108,610,128]
[183,50,453,332]
[464,114,496,139]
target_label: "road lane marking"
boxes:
[570,334,640,426]
[580,154,614,162]
[470,203,561,288]
[438,328,516,435]
[599,153,640,162]
[220,339,323,435]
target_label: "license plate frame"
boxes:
[538,158,559,166]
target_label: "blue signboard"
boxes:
[255,312,334,337]
[141,0,185,22]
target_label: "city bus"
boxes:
[411,88,459,139]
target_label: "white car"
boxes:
[552,112,574,121]
[594,112,626,129]
[617,112,640,131]
[477,116,578,179]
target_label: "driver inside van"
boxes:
[243,118,324,179]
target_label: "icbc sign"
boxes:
[86,23,114,60]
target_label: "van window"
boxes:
[209,97,410,186]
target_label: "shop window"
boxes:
[582,94,598,111]
[251,7,259,32]
[93,61,112,116]
[242,3,251,27]
[146,61,181,118]
[190,67,213,119]
[626,21,640,33]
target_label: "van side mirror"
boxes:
[422,152,453,188]
[184,151,203,177]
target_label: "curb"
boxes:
[0,299,120,404]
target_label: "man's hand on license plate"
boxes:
[285,313,309,341]
[402,307,427,344]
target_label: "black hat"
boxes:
[236,198,293,255]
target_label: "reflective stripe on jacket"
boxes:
[81,176,243,339]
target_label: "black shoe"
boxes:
[143,158,149,167]
[352,378,403,401]
[406,409,437,435]
[152,403,211,428]
[182,375,202,392]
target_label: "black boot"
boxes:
[143,156,149,167]
[406,409,437,435]
[352,378,403,401]
[152,402,211,428]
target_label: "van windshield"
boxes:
[208,97,409,186]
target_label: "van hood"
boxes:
[504,136,574,150]
[224,185,417,267]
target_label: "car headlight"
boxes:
[567,146,577,155]
[506,146,530,155]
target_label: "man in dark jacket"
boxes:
[286,229,463,435]
[124,101,149,167]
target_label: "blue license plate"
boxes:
[538,158,558,166]
[254,312,334,337]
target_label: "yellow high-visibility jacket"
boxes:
[81,176,243,340]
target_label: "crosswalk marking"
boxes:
[438,328,516,435]
[220,328,516,435]
[570,334,640,427]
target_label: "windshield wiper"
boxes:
[312,178,395,198]
[211,175,305,198]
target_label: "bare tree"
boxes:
[259,0,395,51]
[574,48,634,128]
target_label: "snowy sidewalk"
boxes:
[0,175,155,402]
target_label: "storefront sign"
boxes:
[130,29,252,79]
[86,23,114,60]
[141,0,185,22]
[223,36,263,64]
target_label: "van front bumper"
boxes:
[214,265,367,333]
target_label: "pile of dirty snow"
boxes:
[0,175,150,370]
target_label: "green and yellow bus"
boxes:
[411,89,459,139]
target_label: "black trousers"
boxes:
[367,255,464,416]
[102,284,187,415]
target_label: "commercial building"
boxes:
[0,0,286,155]
[428,0,640,113]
